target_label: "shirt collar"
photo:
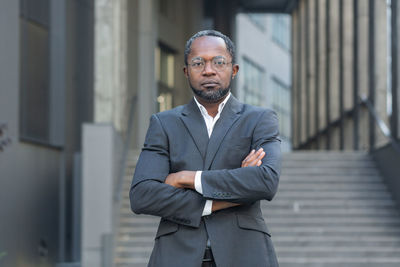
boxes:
[193,92,231,118]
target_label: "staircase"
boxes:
[114,152,157,267]
[266,151,400,267]
[115,151,400,267]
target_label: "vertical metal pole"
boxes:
[391,0,399,140]
[315,0,320,149]
[339,0,345,150]
[353,0,360,150]
[325,0,331,149]
[368,0,376,150]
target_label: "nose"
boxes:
[202,61,216,75]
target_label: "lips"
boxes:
[201,80,220,87]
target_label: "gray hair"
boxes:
[184,30,236,65]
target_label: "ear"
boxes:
[232,64,239,79]
[183,66,189,77]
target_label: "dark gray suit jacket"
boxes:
[130,96,281,267]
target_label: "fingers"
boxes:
[241,148,265,167]
[250,149,265,166]
[242,149,255,165]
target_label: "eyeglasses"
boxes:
[188,56,232,72]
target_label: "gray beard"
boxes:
[189,81,231,103]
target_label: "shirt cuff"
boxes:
[202,200,213,216]
[194,171,203,194]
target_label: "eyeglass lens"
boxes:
[190,56,229,71]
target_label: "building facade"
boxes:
[290,0,400,152]
[236,13,292,151]
[0,0,297,266]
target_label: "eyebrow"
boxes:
[191,55,226,61]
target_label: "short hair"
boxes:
[184,30,236,65]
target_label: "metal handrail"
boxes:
[114,96,138,202]
[359,94,400,154]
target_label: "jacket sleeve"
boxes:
[200,109,282,204]
[130,114,206,228]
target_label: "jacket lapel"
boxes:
[204,96,243,170]
[180,99,209,159]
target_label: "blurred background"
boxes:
[1,0,400,266]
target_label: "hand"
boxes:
[241,148,265,167]
[165,171,195,189]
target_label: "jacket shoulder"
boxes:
[242,104,277,117]
[154,105,185,120]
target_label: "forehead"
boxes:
[189,36,230,60]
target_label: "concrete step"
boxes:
[117,239,154,247]
[115,257,148,265]
[274,190,392,199]
[273,235,400,243]
[276,249,400,258]
[261,199,397,208]
[265,216,400,226]
[282,151,370,160]
[277,257,400,267]
[282,169,380,175]
[260,208,399,216]
[275,183,388,191]
[279,174,383,182]
[271,225,400,232]
[282,161,377,168]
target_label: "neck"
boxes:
[195,94,228,118]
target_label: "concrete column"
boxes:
[136,0,158,147]
[374,0,389,148]
[299,0,307,144]
[358,0,370,150]
[94,0,128,133]
[329,0,340,149]
[291,9,299,148]
[343,0,354,150]
[318,0,327,140]
[308,0,316,137]
[329,0,340,122]
[81,124,121,267]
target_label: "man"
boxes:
[130,30,281,267]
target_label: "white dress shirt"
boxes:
[193,93,231,216]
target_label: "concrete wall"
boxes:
[0,0,95,265]
[0,1,61,266]
[372,144,400,213]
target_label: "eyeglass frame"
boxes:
[187,56,233,72]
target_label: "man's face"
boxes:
[184,36,239,103]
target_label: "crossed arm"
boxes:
[165,148,265,212]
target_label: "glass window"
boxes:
[272,15,291,51]
[155,44,175,112]
[19,0,51,143]
[247,13,266,32]
[242,57,264,106]
[271,77,291,141]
